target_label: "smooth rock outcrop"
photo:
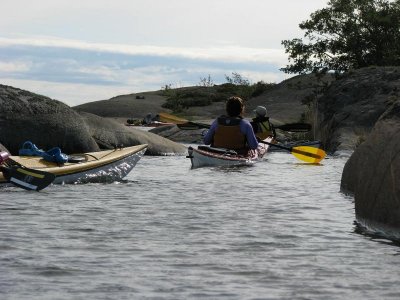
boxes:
[316,66,400,153]
[0,85,187,155]
[341,101,400,238]
[0,84,98,154]
[80,112,187,155]
[0,143,9,153]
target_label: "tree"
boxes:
[224,72,250,86]
[281,0,400,74]
[199,74,214,87]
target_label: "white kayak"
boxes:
[187,137,273,169]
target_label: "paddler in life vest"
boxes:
[250,105,276,140]
[203,96,259,154]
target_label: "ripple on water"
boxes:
[1,154,400,299]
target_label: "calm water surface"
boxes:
[1,150,400,300]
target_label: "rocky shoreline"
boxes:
[1,66,400,241]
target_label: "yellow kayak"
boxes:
[0,144,147,186]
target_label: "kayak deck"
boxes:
[187,137,273,169]
[0,144,148,185]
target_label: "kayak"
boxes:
[126,121,175,127]
[187,137,273,169]
[0,144,148,187]
[269,140,321,152]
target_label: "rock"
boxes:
[73,74,334,139]
[316,66,400,153]
[247,73,335,124]
[80,112,187,155]
[0,143,9,153]
[149,125,207,144]
[74,92,168,119]
[73,74,339,145]
[0,84,186,156]
[341,101,400,239]
[0,84,98,154]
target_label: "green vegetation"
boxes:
[161,73,275,112]
[281,0,400,75]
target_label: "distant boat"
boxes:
[126,121,175,128]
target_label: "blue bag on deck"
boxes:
[18,141,45,157]
[42,147,69,164]
[18,141,68,164]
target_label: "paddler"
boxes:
[203,96,259,154]
[250,105,276,140]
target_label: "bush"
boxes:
[161,80,276,112]
[161,90,213,111]
[251,81,275,97]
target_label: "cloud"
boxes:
[0,36,288,65]
[0,61,31,72]
[0,78,135,106]
[0,36,291,106]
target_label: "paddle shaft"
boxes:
[259,140,322,159]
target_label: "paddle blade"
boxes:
[1,166,55,191]
[158,112,188,124]
[291,146,326,163]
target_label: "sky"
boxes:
[0,0,329,106]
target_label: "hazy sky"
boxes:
[0,0,328,106]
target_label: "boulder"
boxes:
[79,112,187,155]
[316,66,400,153]
[74,93,168,119]
[341,101,400,239]
[247,73,335,124]
[0,84,98,154]
[0,85,187,156]
[149,125,207,144]
[0,143,9,152]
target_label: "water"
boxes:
[1,150,400,300]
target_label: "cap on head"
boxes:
[254,106,267,117]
